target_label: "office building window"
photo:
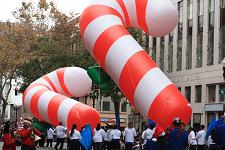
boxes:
[198,0,204,33]
[208,85,216,103]
[187,0,193,20]
[195,85,202,103]
[208,30,214,65]
[160,37,165,71]
[221,0,225,27]
[207,113,214,126]
[207,0,215,66]
[219,84,225,102]
[177,1,183,72]
[196,34,203,68]
[178,1,183,23]
[178,87,181,91]
[168,33,173,73]
[151,37,157,61]
[193,113,201,130]
[219,0,225,62]
[185,86,191,102]
[121,102,127,112]
[102,101,110,111]
[186,34,192,70]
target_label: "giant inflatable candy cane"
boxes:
[23,67,100,130]
[80,0,192,128]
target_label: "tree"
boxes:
[14,1,96,92]
[0,20,40,122]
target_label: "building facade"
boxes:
[148,0,225,129]
[0,78,23,122]
[79,96,131,129]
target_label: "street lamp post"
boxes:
[14,104,20,128]
[221,57,225,80]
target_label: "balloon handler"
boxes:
[19,118,42,150]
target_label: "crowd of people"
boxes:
[0,116,225,150]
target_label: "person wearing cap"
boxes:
[167,117,188,150]
[19,119,41,150]
[2,122,16,150]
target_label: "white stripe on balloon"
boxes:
[83,15,123,52]
[123,0,139,28]
[105,35,143,84]
[38,91,58,122]
[24,86,48,113]
[88,0,125,23]
[134,67,172,117]
[57,98,79,127]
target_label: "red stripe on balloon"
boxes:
[56,68,73,97]
[135,0,148,32]
[148,84,192,129]
[80,5,124,37]
[115,0,131,26]
[42,75,59,93]
[119,51,157,106]
[67,103,101,131]
[48,94,67,126]
[93,25,129,68]
[30,88,49,120]
[23,83,50,103]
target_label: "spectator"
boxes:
[195,125,206,150]
[93,123,106,150]
[111,124,121,150]
[142,123,154,150]
[208,128,220,150]
[19,119,41,150]
[68,123,82,150]
[2,122,16,150]
[152,125,167,150]
[46,126,54,148]
[188,127,197,150]
[123,122,137,150]
[167,118,188,150]
[54,122,67,150]
[105,125,113,150]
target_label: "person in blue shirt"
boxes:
[167,117,188,150]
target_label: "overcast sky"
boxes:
[0,0,91,21]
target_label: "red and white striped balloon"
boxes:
[80,0,192,128]
[23,67,100,130]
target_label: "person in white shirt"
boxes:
[46,126,55,148]
[123,122,137,150]
[105,125,113,150]
[93,123,106,150]
[188,127,197,150]
[195,125,206,150]
[111,125,121,150]
[68,123,82,150]
[54,122,67,150]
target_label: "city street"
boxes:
[0,142,68,150]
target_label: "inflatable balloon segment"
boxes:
[23,67,100,130]
[80,0,192,128]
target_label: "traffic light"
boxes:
[219,89,225,96]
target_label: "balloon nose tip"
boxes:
[147,0,178,37]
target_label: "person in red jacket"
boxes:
[2,122,16,150]
[19,119,41,150]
